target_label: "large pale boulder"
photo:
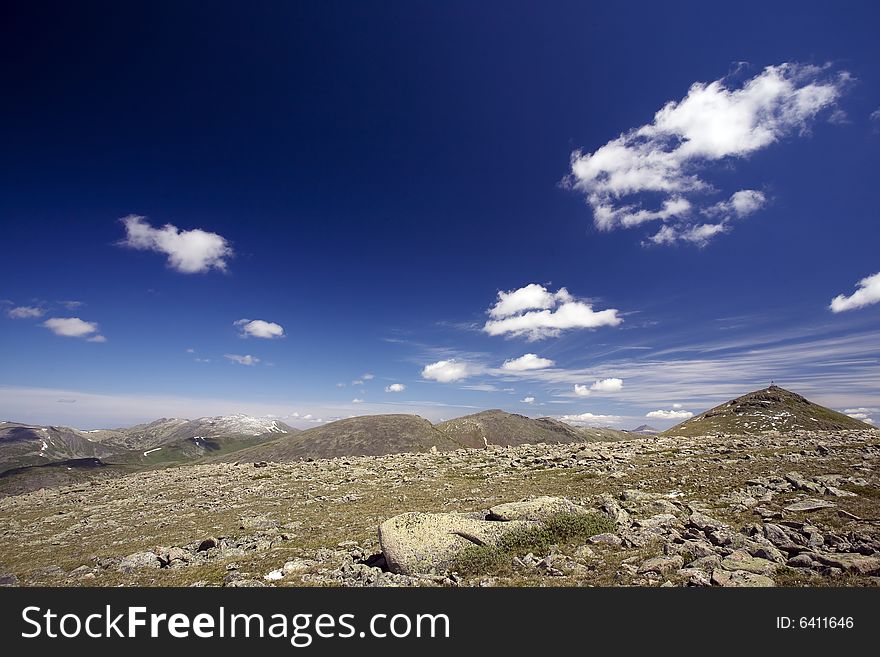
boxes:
[378,512,536,575]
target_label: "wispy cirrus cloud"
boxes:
[7,305,45,319]
[565,63,850,246]
[224,354,260,366]
[119,215,233,274]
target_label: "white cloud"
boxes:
[489,283,570,318]
[521,396,536,404]
[352,398,364,404]
[574,384,591,397]
[421,359,473,382]
[705,189,768,218]
[646,222,728,247]
[7,306,44,319]
[484,284,621,340]
[646,409,694,420]
[186,347,195,353]
[59,300,84,310]
[558,412,621,426]
[590,377,624,392]
[829,271,880,313]
[224,354,260,366]
[672,403,683,409]
[385,383,406,392]
[235,319,285,339]
[567,63,849,245]
[119,215,233,273]
[42,317,106,342]
[362,373,375,380]
[844,407,877,423]
[501,353,555,371]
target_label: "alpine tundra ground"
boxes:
[0,429,878,588]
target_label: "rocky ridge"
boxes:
[0,427,877,587]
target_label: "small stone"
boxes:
[814,553,880,575]
[638,554,684,575]
[783,499,836,512]
[720,550,777,575]
[587,533,622,547]
[118,551,160,572]
[711,569,775,587]
[786,553,817,569]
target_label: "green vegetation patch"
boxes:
[452,511,616,576]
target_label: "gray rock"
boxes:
[598,495,631,526]
[638,554,684,574]
[488,496,588,522]
[711,568,775,587]
[118,551,161,572]
[783,499,836,513]
[786,553,818,569]
[720,550,777,575]
[379,512,536,575]
[587,533,623,547]
[813,553,880,575]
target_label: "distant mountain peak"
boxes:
[663,385,875,437]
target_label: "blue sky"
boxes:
[1,1,879,429]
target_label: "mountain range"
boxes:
[1,386,874,494]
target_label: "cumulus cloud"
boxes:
[501,353,555,371]
[484,284,621,340]
[7,306,44,319]
[224,354,260,366]
[590,377,624,392]
[362,373,375,380]
[558,412,621,426]
[42,317,106,342]
[421,359,473,382]
[566,63,849,245]
[385,383,406,392]
[352,398,365,404]
[829,271,880,313]
[574,384,591,397]
[521,396,536,404]
[119,215,233,273]
[235,319,285,339]
[646,409,694,420]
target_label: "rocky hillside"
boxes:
[663,385,875,437]
[0,414,298,479]
[436,410,622,447]
[0,422,115,473]
[87,414,296,452]
[1,427,876,588]
[221,414,462,462]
